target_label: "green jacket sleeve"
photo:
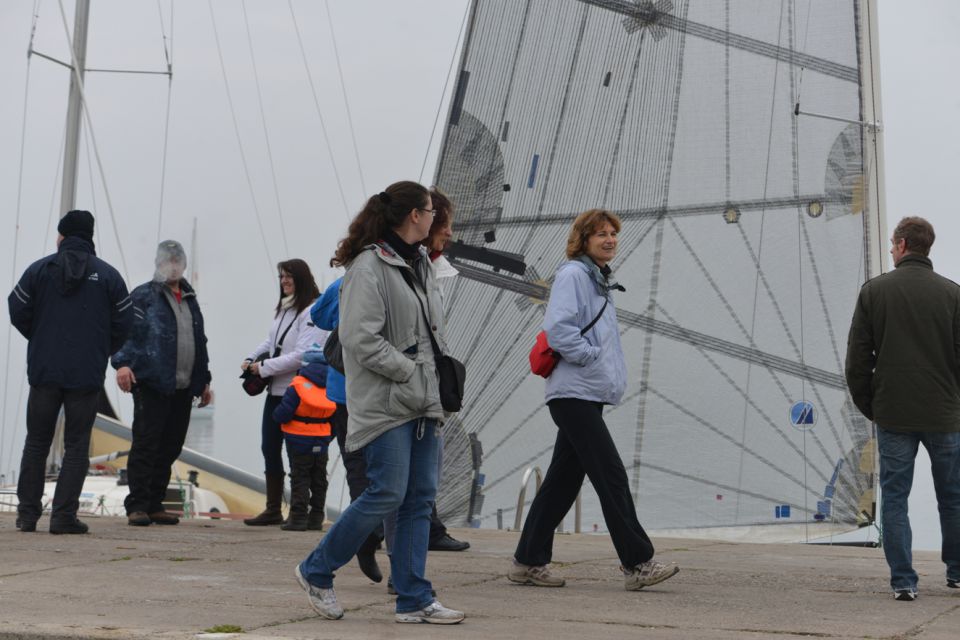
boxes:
[844,287,875,421]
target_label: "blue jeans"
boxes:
[878,426,960,590]
[300,418,439,613]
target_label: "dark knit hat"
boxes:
[57,210,95,242]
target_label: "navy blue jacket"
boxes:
[111,279,212,396]
[273,362,333,452]
[8,236,132,389]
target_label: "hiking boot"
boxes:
[894,588,918,601]
[507,560,565,587]
[49,518,89,535]
[429,533,470,551]
[395,600,464,624]
[281,513,308,531]
[294,564,343,620]
[624,561,680,590]
[15,517,37,532]
[947,578,959,589]
[127,511,151,526]
[148,511,180,525]
[306,510,325,531]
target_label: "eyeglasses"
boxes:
[418,207,436,216]
[278,274,294,281]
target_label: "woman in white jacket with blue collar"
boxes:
[242,259,323,526]
[508,209,679,592]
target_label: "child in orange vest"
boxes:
[272,358,335,531]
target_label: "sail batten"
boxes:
[433,0,880,542]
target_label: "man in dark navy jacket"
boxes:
[8,210,132,534]
[112,240,212,527]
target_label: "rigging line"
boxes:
[206,0,275,269]
[155,0,174,244]
[56,0,130,281]
[323,0,366,195]
[419,0,474,185]
[240,0,290,257]
[1,9,41,476]
[286,0,352,223]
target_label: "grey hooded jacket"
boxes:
[339,242,447,451]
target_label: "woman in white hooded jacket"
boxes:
[242,258,323,526]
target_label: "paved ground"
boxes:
[0,512,957,639]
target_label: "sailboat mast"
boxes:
[859,0,887,278]
[59,0,90,217]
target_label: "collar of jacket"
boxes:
[575,254,624,295]
[895,253,933,270]
[367,241,429,269]
[150,279,197,298]
[57,235,95,255]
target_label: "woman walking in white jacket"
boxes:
[242,259,323,526]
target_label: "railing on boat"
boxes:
[514,465,581,534]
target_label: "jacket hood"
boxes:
[315,277,343,328]
[54,236,97,295]
[298,361,329,387]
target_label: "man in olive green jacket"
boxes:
[845,216,960,602]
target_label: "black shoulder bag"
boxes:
[400,268,466,413]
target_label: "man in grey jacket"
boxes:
[845,216,960,601]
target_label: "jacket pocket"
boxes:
[388,361,435,415]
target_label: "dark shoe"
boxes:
[281,514,308,531]
[127,511,151,526]
[16,517,37,532]
[244,472,285,526]
[306,510,325,531]
[948,578,959,589]
[429,533,470,552]
[50,519,89,535]
[894,588,918,601]
[357,547,383,583]
[148,511,180,525]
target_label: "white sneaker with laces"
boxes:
[395,600,465,624]
[294,565,344,619]
[624,560,680,590]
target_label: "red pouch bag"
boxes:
[529,330,560,378]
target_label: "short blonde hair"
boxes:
[565,209,622,259]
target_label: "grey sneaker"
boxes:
[294,565,343,619]
[507,560,565,587]
[894,588,918,601]
[395,600,464,624]
[624,560,680,590]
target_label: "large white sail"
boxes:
[433,0,885,543]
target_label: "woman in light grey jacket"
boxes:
[508,209,679,592]
[294,181,464,625]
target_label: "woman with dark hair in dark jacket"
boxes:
[242,259,324,526]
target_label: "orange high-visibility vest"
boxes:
[281,375,335,437]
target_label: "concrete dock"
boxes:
[0,513,957,639]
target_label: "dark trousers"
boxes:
[17,385,100,524]
[124,386,193,514]
[261,394,285,475]
[514,398,654,568]
[286,450,329,515]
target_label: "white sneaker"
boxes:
[624,560,680,590]
[395,600,465,624]
[294,565,344,619]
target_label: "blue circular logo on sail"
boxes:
[789,401,817,430]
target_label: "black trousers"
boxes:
[514,398,654,568]
[124,386,193,514]
[17,385,100,524]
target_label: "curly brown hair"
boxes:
[330,181,430,268]
[565,209,622,259]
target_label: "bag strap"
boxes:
[273,310,296,355]
[579,298,608,336]
[399,266,444,361]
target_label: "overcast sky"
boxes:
[1,1,958,549]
